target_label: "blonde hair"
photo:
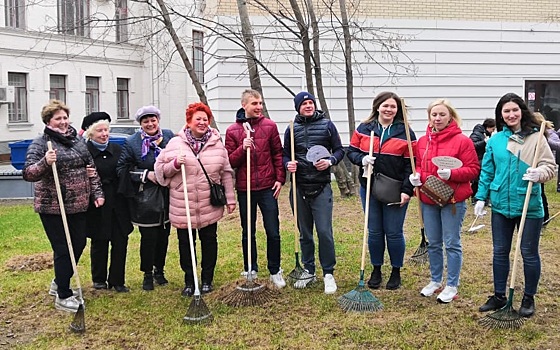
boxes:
[533,112,554,129]
[84,119,110,140]
[41,99,70,124]
[241,89,262,104]
[427,99,462,128]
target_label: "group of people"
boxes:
[24,90,554,319]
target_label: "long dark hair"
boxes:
[494,93,540,132]
[364,91,404,124]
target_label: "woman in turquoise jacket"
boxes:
[475,93,556,318]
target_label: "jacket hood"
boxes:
[425,120,462,142]
[472,124,487,135]
[235,108,265,126]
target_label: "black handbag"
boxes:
[371,172,402,204]
[196,157,227,207]
[134,183,165,217]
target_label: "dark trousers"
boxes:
[177,223,218,286]
[90,219,129,286]
[237,189,281,275]
[40,212,87,299]
[138,224,170,273]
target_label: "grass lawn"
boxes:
[0,181,559,349]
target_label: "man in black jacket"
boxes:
[282,92,345,294]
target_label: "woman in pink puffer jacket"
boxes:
[155,102,236,297]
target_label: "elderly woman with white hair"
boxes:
[82,112,133,292]
[117,106,174,291]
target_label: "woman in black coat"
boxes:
[82,112,133,292]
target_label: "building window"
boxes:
[50,75,66,102]
[115,0,128,42]
[58,0,90,37]
[5,0,25,29]
[116,78,129,120]
[85,76,99,115]
[8,72,27,123]
[192,30,204,83]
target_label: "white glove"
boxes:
[474,200,487,217]
[522,167,541,183]
[409,173,422,187]
[437,168,451,180]
[362,155,375,166]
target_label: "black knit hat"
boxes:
[81,112,111,131]
[293,91,316,112]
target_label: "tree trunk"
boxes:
[307,0,329,118]
[288,0,314,95]
[338,0,358,184]
[237,0,270,118]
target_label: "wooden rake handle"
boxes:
[180,152,201,295]
[509,121,546,289]
[401,99,424,228]
[360,130,375,271]
[47,141,83,296]
[290,120,299,253]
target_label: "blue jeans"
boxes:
[421,201,466,287]
[237,189,281,274]
[491,212,543,296]
[290,183,336,276]
[359,186,407,268]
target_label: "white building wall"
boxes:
[205,17,560,144]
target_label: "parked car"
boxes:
[109,125,139,145]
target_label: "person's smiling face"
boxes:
[501,101,522,131]
[47,110,69,133]
[188,110,210,138]
[140,115,160,136]
[377,98,398,126]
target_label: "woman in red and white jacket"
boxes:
[409,99,479,304]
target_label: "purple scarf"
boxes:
[185,128,212,154]
[140,128,163,160]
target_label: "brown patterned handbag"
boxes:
[420,175,454,207]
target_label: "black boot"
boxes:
[519,294,535,318]
[386,267,401,290]
[367,265,382,289]
[142,272,154,291]
[153,268,168,286]
[479,294,506,312]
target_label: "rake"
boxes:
[287,120,315,286]
[180,161,212,325]
[48,141,85,333]
[479,121,546,330]
[401,100,428,265]
[338,130,383,312]
[223,123,275,307]
[466,215,486,233]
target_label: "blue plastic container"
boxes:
[109,135,127,145]
[9,140,32,170]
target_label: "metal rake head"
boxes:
[69,304,86,334]
[478,305,525,330]
[183,296,213,325]
[222,280,276,307]
[338,282,383,313]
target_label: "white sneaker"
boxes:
[324,274,337,294]
[49,279,79,297]
[294,269,317,289]
[420,281,443,297]
[55,295,82,312]
[241,270,258,280]
[269,269,286,288]
[437,286,458,303]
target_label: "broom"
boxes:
[223,123,275,307]
[180,157,212,324]
[338,130,383,312]
[479,121,546,330]
[401,99,429,265]
[47,141,85,333]
[287,120,314,285]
